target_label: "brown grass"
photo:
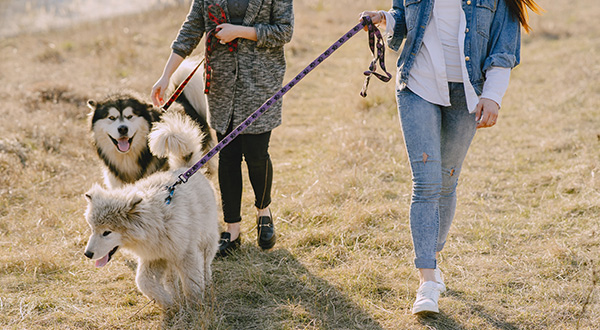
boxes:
[0,0,598,329]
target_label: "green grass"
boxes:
[0,0,598,329]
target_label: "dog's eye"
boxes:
[108,116,116,121]
[102,231,112,237]
[125,115,133,120]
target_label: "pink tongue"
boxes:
[95,254,109,268]
[117,138,130,152]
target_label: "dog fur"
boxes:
[88,58,213,189]
[83,111,219,309]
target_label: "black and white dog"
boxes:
[88,59,214,188]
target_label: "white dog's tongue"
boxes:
[95,254,110,268]
[117,138,130,152]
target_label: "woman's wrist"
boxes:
[217,24,257,42]
[239,25,257,41]
[377,10,386,26]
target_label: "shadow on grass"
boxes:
[416,289,520,330]
[206,247,386,330]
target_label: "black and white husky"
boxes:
[88,59,213,188]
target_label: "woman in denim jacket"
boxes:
[361,0,540,314]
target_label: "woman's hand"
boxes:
[216,23,257,43]
[150,53,185,107]
[359,11,386,30]
[475,98,500,129]
[151,75,170,107]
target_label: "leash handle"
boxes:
[360,17,392,97]
[160,4,236,111]
[165,16,390,202]
[205,4,238,94]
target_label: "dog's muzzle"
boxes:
[109,133,135,153]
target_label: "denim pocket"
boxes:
[476,0,497,11]
[475,0,497,38]
[405,0,422,32]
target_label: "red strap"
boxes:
[204,4,238,94]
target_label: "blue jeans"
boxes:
[396,83,477,269]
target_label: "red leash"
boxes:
[204,4,238,94]
[160,4,236,112]
[160,59,204,112]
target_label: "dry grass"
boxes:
[0,0,599,329]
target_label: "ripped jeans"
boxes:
[397,83,477,269]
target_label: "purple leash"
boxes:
[165,16,391,204]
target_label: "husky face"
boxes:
[98,106,140,153]
[89,96,158,154]
[83,185,142,268]
[88,94,166,187]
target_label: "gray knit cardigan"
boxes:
[172,0,294,135]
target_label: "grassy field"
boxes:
[0,0,598,329]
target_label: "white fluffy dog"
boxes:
[83,111,219,309]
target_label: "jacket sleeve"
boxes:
[387,0,407,52]
[171,0,206,58]
[483,0,521,73]
[255,0,294,48]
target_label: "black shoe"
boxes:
[257,211,276,250]
[217,232,240,257]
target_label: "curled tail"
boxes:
[168,57,217,175]
[148,112,204,169]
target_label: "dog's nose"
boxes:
[118,125,128,135]
[84,250,94,259]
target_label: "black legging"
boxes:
[217,129,273,224]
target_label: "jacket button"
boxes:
[467,0,471,4]
[465,28,469,33]
[465,56,470,61]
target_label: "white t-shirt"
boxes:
[381,0,510,112]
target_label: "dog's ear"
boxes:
[128,194,143,214]
[84,184,104,202]
[148,103,163,122]
[87,99,97,111]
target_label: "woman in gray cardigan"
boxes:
[151,0,294,257]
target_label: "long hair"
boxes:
[505,0,543,33]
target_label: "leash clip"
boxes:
[177,173,189,184]
[165,184,176,205]
[164,175,187,205]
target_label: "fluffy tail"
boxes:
[148,112,204,169]
[169,57,217,175]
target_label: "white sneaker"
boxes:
[435,267,446,293]
[412,281,443,315]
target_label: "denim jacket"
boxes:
[387,0,521,95]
